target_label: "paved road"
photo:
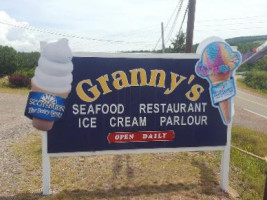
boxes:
[233,89,267,134]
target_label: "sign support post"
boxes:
[42,131,51,195]
[220,122,232,191]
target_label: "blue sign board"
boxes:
[48,55,227,153]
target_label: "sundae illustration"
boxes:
[25,38,73,131]
[195,37,242,125]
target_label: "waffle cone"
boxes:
[31,81,70,131]
[219,99,231,124]
[209,71,231,124]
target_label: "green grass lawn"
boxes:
[2,126,265,200]
[230,126,267,200]
[7,135,230,200]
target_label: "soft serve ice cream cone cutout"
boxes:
[195,37,241,125]
[25,38,73,131]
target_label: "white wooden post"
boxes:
[220,121,232,191]
[42,131,51,195]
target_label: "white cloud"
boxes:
[0,0,267,52]
[0,11,40,51]
[0,10,160,52]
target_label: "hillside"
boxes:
[225,35,267,45]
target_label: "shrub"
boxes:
[13,67,35,78]
[0,46,18,77]
[244,71,267,91]
[8,75,31,88]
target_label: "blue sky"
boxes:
[0,0,266,52]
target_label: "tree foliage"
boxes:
[16,52,40,70]
[0,45,40,78]
[170,32,186,53]
[165,32,186,53]
[226,35,267,45]
[239,55,267,72]
[244,70,267,92]
[0,46,18,77]
[237,42,262,54]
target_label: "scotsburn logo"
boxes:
[40,94,57,105]
[29,93,65,112]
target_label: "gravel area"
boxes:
[0,93,34,196]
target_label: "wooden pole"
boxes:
[161,22,165,53]
[185,0,196,53]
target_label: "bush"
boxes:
[13,67,35,78]
[244,71,267,91]
[0,46,18,77]
[8,75,31,88]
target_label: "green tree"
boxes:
[16,52,40,70]
[239,55,267,72]
[0,45,18,77]
[250,55,267,71]
[166,32,186,53]
[237,42,262,54]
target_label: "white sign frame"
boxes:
[41,53,232,195]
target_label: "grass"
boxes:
[229,126,267,200]
[2,132,230,200]
[236,78,267,98]
[232,126,267,158]
[0,76,29,94]
[230,149,266,200]
[2,126,267,199]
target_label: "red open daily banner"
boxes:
[107,130,175,143]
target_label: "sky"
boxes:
[0,0,266,52]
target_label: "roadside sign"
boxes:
[47,53,227,154]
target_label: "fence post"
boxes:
[42,131,51,195]
[220,122,232,191]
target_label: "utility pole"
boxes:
[185,0,196,53]
[161,22,165,53]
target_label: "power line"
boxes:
[153,0,183,51]
[166,1,189,46]
[165,0,185,45]
[0,20,153,45]
[178,3,189,36]
[164,0,183,32]
[99,24,159,39]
